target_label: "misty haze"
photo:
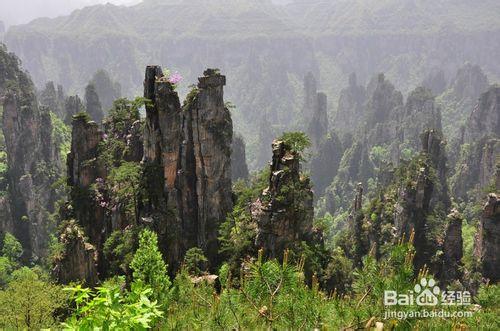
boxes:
[0,0,498,329]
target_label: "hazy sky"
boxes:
[0,0,142,28]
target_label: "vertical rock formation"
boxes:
[39,81,65,117]
[475,193,500,283]
[333,73,366,138]
[395,130,449,273]
[307,92,328,150]
[451,86,500,199]
[66,114,106,271]
[310,131,343,196]
[302,71,328,151]
[451,63,489,103]
[441,210,463,285]
[302,72,318,124]
[1,46,62,262]
[421,69,447,96]
[402,87,443,153]
[53,220,98,286]
[90,69,121,112]
[253,140,314,258]
[140,67,233,271]
[85,83,104,123]
[256,113,274,169]
[438,63,489,141]
[63,95,84,125]
[232,134,249,181]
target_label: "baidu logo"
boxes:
[384,277,471,307]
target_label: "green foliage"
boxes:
[279,131,311,155]
[108,162,142,221]
[62,281,163,330]
[219,170,269,273]
[0,257,14,287]
[1,232,22,263]
[0,267,65,329]
[130,229,171,303]
[50,111,71,162]
[103,227,138,276]
[183,247,208,276]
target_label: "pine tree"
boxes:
[130,229,170,303]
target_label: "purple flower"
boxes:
[102,133,108,140]
[168,72,183,85]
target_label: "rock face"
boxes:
[63,95,85,125]
[140,67,233,272]
[302,72,318,124]
[53,220,98,285]
[395,130,449,273]
[441,210,463,285]
[325,75,443,215]
[475,193,500,283]
[452,86,500,199]
[333,73,366,137]
[90,69,121,112]
[307,92,328,150]
[231,134,249,181]
[65,114,107,273]
[422,69,447,96]
[253,140,314,258]
[301,72,328,150]
[310,131,343,196]
[438,63,489,141]
[451,63,489,103]
[402,87,443,153]
[39,81,65,118]
[1,46,62,262]
[84,83,104,123]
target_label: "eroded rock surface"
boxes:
[253,140,314,258]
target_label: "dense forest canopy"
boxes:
[0,0,499,329]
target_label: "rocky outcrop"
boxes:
[402,87,442,153]
[324,74,445,216]
[474,193,500,283]
[39,81,65,117]
[441,210,463,285]
[333,73,366,138]
[90,69,121,112]
[65,114,107,272]
[451,86,500,199]
[253,140,314,258]
[422,69,447,96]
[140,67,233,272]
[438,63,489,141]
[1,46,62,262]
[63,95,84,125]
[451,63,489,103]
[53,220,98,285]
[84,83,104,123]
[302,72,318,124]
[300,72,328,150]
[395,130,449,273]
[231,134,249,181]
[310,131,343,196]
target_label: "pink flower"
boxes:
[168,72,183,85]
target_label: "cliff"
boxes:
[1,45,62,262]
[253,139,314,258]
[140,67,233,272]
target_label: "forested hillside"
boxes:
[4,0,500,168]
